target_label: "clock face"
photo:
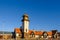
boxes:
[25,17,28,19]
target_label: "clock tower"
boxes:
[22,14,29,33]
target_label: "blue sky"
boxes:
[0,0,60,32]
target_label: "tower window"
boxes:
[26,29,27,32]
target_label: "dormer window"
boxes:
[43,32,48,38]
[31,32,35,37]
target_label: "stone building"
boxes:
[14,14,60,39]
[0,14,60,39]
